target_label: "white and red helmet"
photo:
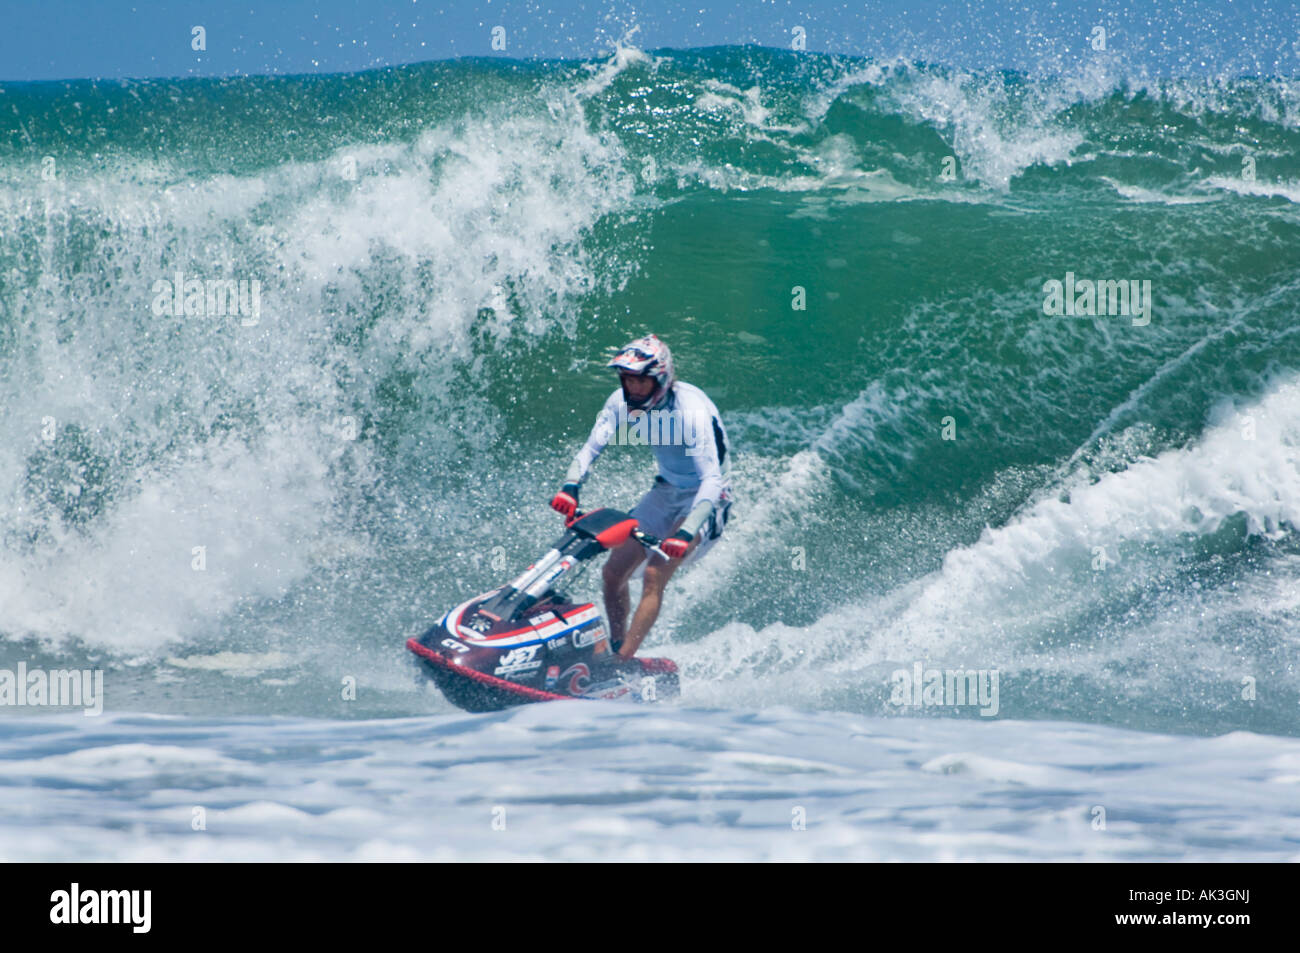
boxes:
[607,334,675,410]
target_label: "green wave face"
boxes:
[2,48,1300,733]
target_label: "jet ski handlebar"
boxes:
[631,527,669,561]
[568,508,669,561]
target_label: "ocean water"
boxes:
[2,45,1299,860]
[3,707,1299,862]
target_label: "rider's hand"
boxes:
[550,483,580,519]
[661,529,693,559]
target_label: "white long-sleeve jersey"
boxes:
[564,382,731,538]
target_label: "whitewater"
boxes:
[2,43,1300,860]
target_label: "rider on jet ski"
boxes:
[550,334,733,658]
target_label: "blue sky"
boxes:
[2,1,1298,81]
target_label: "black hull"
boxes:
[422,655,540,712]
[406,508,680,713]
[408,626,680,712]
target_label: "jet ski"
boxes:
[407,507,680,712]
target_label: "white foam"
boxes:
[0,426,335,652]
[0,86,642,656]
[0,743,235,780]
[2,708,1297,861]
[889,70,1085,190]
[860,377,1299,660]
[1205,175,1300,204]
[695,80,809,134]
[921,752,1069,786]
[576,30,655,98]
[165,651,293,676]
[681,373,1300,701]
[1100,177,1218,205]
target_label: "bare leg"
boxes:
[601,539,645,654]
[618,576,669,657]
[604,579,631,651]
[617,535,698,658]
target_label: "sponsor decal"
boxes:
[535,557,574,590]
[558,662,591,695]
[441,638,470,654]
[499,646,538,666]
[545,665,560,689]
[546,636,568,650]
[493,661,542,680]
[494,645,542,679]
[571,624,605,649]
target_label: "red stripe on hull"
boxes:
[406,638,577,703]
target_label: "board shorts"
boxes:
[630,476,732,568]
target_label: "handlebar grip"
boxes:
[561,509,663,553]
